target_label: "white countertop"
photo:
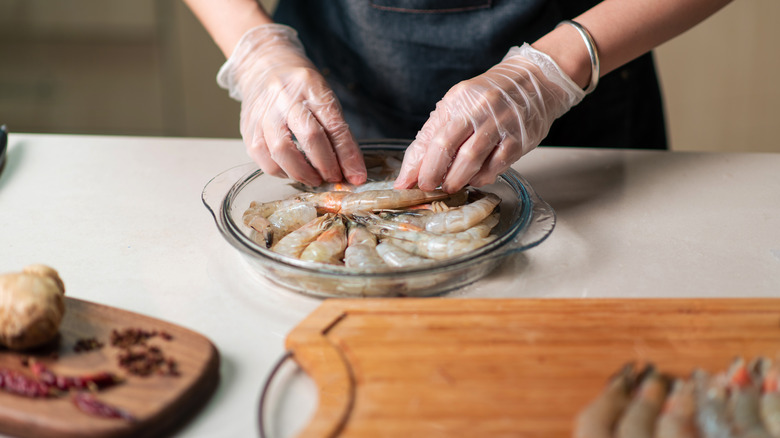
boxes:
[1,133,779,437]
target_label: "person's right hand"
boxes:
[217,24,366,187]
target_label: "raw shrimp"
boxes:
[339,189,450,213]
[452,213,500,240]
[245,182,503,267]
[615,366,669,438]
[694,369,735,438]
[727,357,773,438]
[294,188,450,214]
[425,192,501,234]
[655,379,698,438]
[375,241,435,268]
[300,216,347,264]
[266,202,318,245]
[271,214,333,258]
[243,193,318,246]
[343,222,386,269]
[760,361,780,437]
[359,210,497,259]
[379,229,494,260]
[573,363,637,438]
[373,191,471,229]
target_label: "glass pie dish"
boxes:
[201,140,555,298]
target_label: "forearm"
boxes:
[534,0,733,89]
[182,0,274,57]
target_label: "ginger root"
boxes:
[0,265,65,350]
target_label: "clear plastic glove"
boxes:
[217,24,366,187]
[394,43,586,193]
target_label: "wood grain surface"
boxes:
[0,297,219,438]
[284,298,780,438]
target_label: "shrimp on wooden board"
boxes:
[727,357,773,438]
[300,215,347,264]
[573,363,637,438]
[375,241,435,268]
[693,369,735,438]
[424,192,501,234]
[655,379,699,438]
[271,214,333,259]
[760,360,780,438]
[343,221,386,270]
[615,366,670,438]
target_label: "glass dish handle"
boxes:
[504,189,556,255]
[201,163,257,222]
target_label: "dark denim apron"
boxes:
[274,0,667,149]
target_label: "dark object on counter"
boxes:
[0,125,7,171]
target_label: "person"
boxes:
[183,0,731,193]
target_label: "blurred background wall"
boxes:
[0,0,777,152]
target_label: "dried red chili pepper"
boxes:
[72,392,136,422]
[30,362,122,391]
[0,368,55,398]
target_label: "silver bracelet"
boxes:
[557,20,600,94]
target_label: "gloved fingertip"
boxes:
[417,180,438,192]
[441,181,464,194]
[304,176,323,188]
[392,175,414,190]
[346,173,367,186]
[323,173,343,184]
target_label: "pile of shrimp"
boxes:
[241,182,502,269]
[574,356,780,438]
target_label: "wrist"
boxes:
[532,23,595,91]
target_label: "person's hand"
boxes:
[394,43,586,193]
[218,24,366,186]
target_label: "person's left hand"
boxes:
[394,43,586,193]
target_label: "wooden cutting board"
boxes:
[283,298,780,438]
[0,297,219,438]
